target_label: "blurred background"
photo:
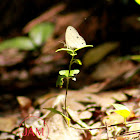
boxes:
[0,0,139,114]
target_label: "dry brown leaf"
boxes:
[67,90,128,111]
[0,48,25,66]
[89,122,101,136]
[122,15,140,30]
[117,122,140,140]
[46,113,82,140]
[129,123,140,132]
[42,96,83,140]
[34,86,140,139]
[91,56,135,80]
[79,110,92,120]
[38,89,128,114]
[0,116,17,132]
[124,89,140,97]
[17,96,32,109]
[103,113,125,125]
[0,133,15,140]
[17,96,34,118]
[83,42,119,67]
[81,81,110,93]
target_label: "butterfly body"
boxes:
[65,26,86,49]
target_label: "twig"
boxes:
[110,130,140,138]
[23,3,65,33]
[69,120,140,130]
[105,121,110,140]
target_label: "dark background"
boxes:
[0,0,139,113]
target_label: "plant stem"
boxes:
[64,55,74,114]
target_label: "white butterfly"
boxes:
[65,26,86,49]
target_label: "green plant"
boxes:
[56,45,93,113]
[0,22,54,51]
[111,103,131,124]
[55,26,93,120]
[130,55,140,62]
[45,25,93,126]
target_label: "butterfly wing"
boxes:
[65,26,86,49]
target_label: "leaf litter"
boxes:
[32,87,140,140]
[1,81,140,139]
[2,72,137,140]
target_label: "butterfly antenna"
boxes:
[59,41,67,48]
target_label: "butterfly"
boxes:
[65,26,86,49]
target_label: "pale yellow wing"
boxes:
[65,26,86,49]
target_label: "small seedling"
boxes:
[56,26,93,115]
[111,103,130,124]
[45,26,93,126]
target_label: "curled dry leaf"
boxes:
[17,96,32,109]
[17,96,34,118]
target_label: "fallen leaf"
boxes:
[83,42,119,67]
[0,116,17,132]
[0,133,15,140]
[91,56,135,80]
[17,96,32,109]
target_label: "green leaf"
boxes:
[29,22,54,46]
[59,70,69,77]
[67,51,77,56]
[74,45,93,52]
[56,48,73,52]
[56,75,65,88]
[59,69,80,77]
[56,48,77,56]
[112,103,130,111]
[70,69,80,76]
[0,37,35,51]
[130,55,140,62]
[73,59,82,65]
[45,108,71,126]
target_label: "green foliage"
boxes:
[130,55,140,62]
[56,48,73,52]
[56,48,77,56]
[73,59,82,65]
[121,55,140,62]
[56,45,93,57]
[59,69,80,77]
[56,70,80,87]
[55,26,93,128]
[0,37,35,51]
[56,75,65,88]
[45,108,71,126]
[29,22,54,46]
[56,43,93,88]
[74,45,93,52]
[0,22,54,51]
